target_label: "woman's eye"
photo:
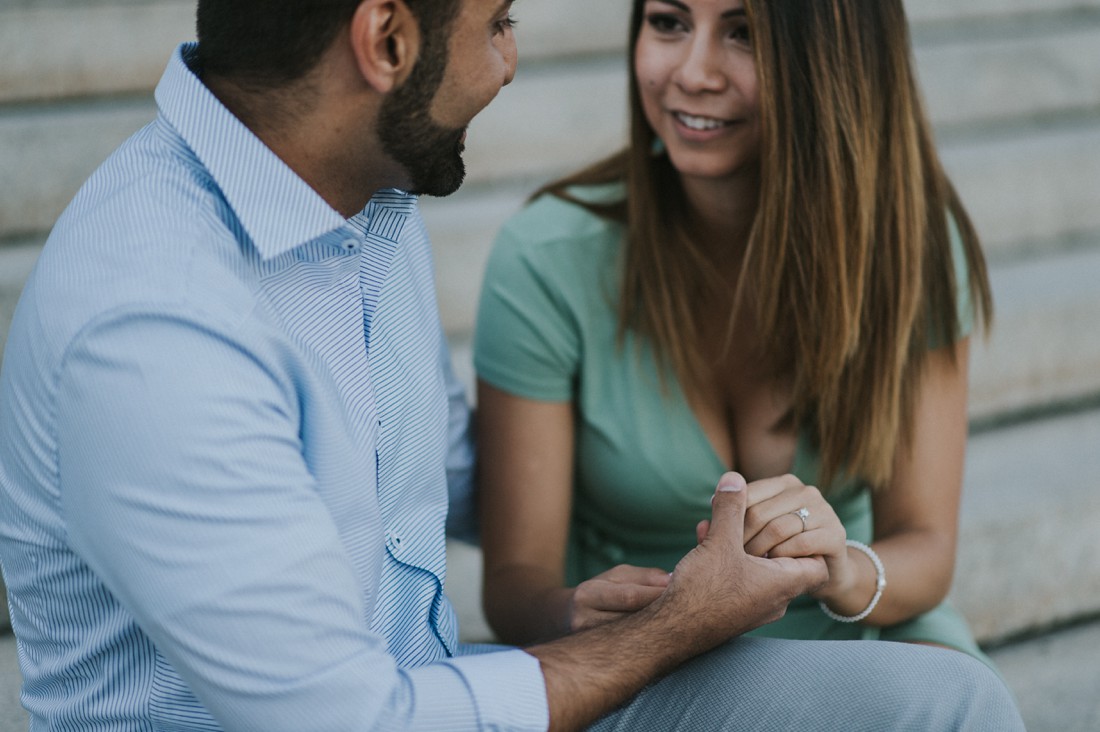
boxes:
[729,23,751,44]
[495,15,517,35]
[645,13,686,34]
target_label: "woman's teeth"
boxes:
[675,112,732,131]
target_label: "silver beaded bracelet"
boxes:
[818,539,887,623]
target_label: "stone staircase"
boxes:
[1,1,1099,726]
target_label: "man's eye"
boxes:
[495,15,517,34]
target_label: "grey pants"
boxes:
[591,638,1024,731]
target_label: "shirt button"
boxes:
[342,238,359,252]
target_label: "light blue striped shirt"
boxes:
[0,44,547,731]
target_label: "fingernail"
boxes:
[718,473,746,493]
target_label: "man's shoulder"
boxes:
[23,126,262,362]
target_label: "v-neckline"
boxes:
[671,373,810,483]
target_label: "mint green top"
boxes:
[474,185,991,666]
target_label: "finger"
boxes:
[744,473,803,508]
[604,565,672,588]
[706,472,748,546]
[598,561,673,585]
[744,513,806,557]
[589,583,667,612]
[767,555,829,595]
[696,519,710,545]
[744,484,823,542]
[761,528,835,560]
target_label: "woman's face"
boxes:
[634,0,761,186]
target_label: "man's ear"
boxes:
[348,0,421,93]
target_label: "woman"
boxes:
[474,0,995,666]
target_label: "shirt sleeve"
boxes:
[948,213,976,341]
[928,213,977,350]
[57,309,547,731]
[473,222,582,403]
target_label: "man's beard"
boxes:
[377,45,466,197]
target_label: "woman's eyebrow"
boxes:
[647,0,747,19]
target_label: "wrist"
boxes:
[811,546,861,606]
[817,541,886,622]
[641,588,724,662]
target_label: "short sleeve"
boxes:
[474,219,583,403]
[928,213,976,350]
[949,213,975,340]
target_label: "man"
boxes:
[0,0,1024,729]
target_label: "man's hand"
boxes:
[530,473,828,731]
[657,472,829,651]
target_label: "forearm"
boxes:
[484,564,574,645]
[528,591,718,731]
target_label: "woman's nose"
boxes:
[673,38,727,94]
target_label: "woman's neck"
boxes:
[680,169,760,267]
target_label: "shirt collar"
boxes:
[154,43,417,260]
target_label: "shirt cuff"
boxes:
[444,648,549,731]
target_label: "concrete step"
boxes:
[987,620,1100,732]
[1,633,29,731]
[953,408,1100,641]
[1,2,193,104]
[916,19,1100,131]
[4,94,1099,254]
[2,607,1098,730]
[1,629,28,726]
[909,0,1100,24]
[0,242,40,368]
[940,123,1100,259]
[968,245,1100,422]
[0,98,156,237]
[3,5,1100,246]
[6,0,1097,105]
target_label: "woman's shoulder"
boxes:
[482,183,625,319]
[497,183,627,257]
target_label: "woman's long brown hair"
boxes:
[539,0,992,490]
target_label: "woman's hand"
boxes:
[739,474,859,605]
[567,565,671,632]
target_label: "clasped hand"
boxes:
[737,473,855,606]
[565,473,832,637]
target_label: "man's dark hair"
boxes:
[195,0,460,89]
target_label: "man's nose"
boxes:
[502,36,518,87]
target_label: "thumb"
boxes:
[706,472,747,546]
